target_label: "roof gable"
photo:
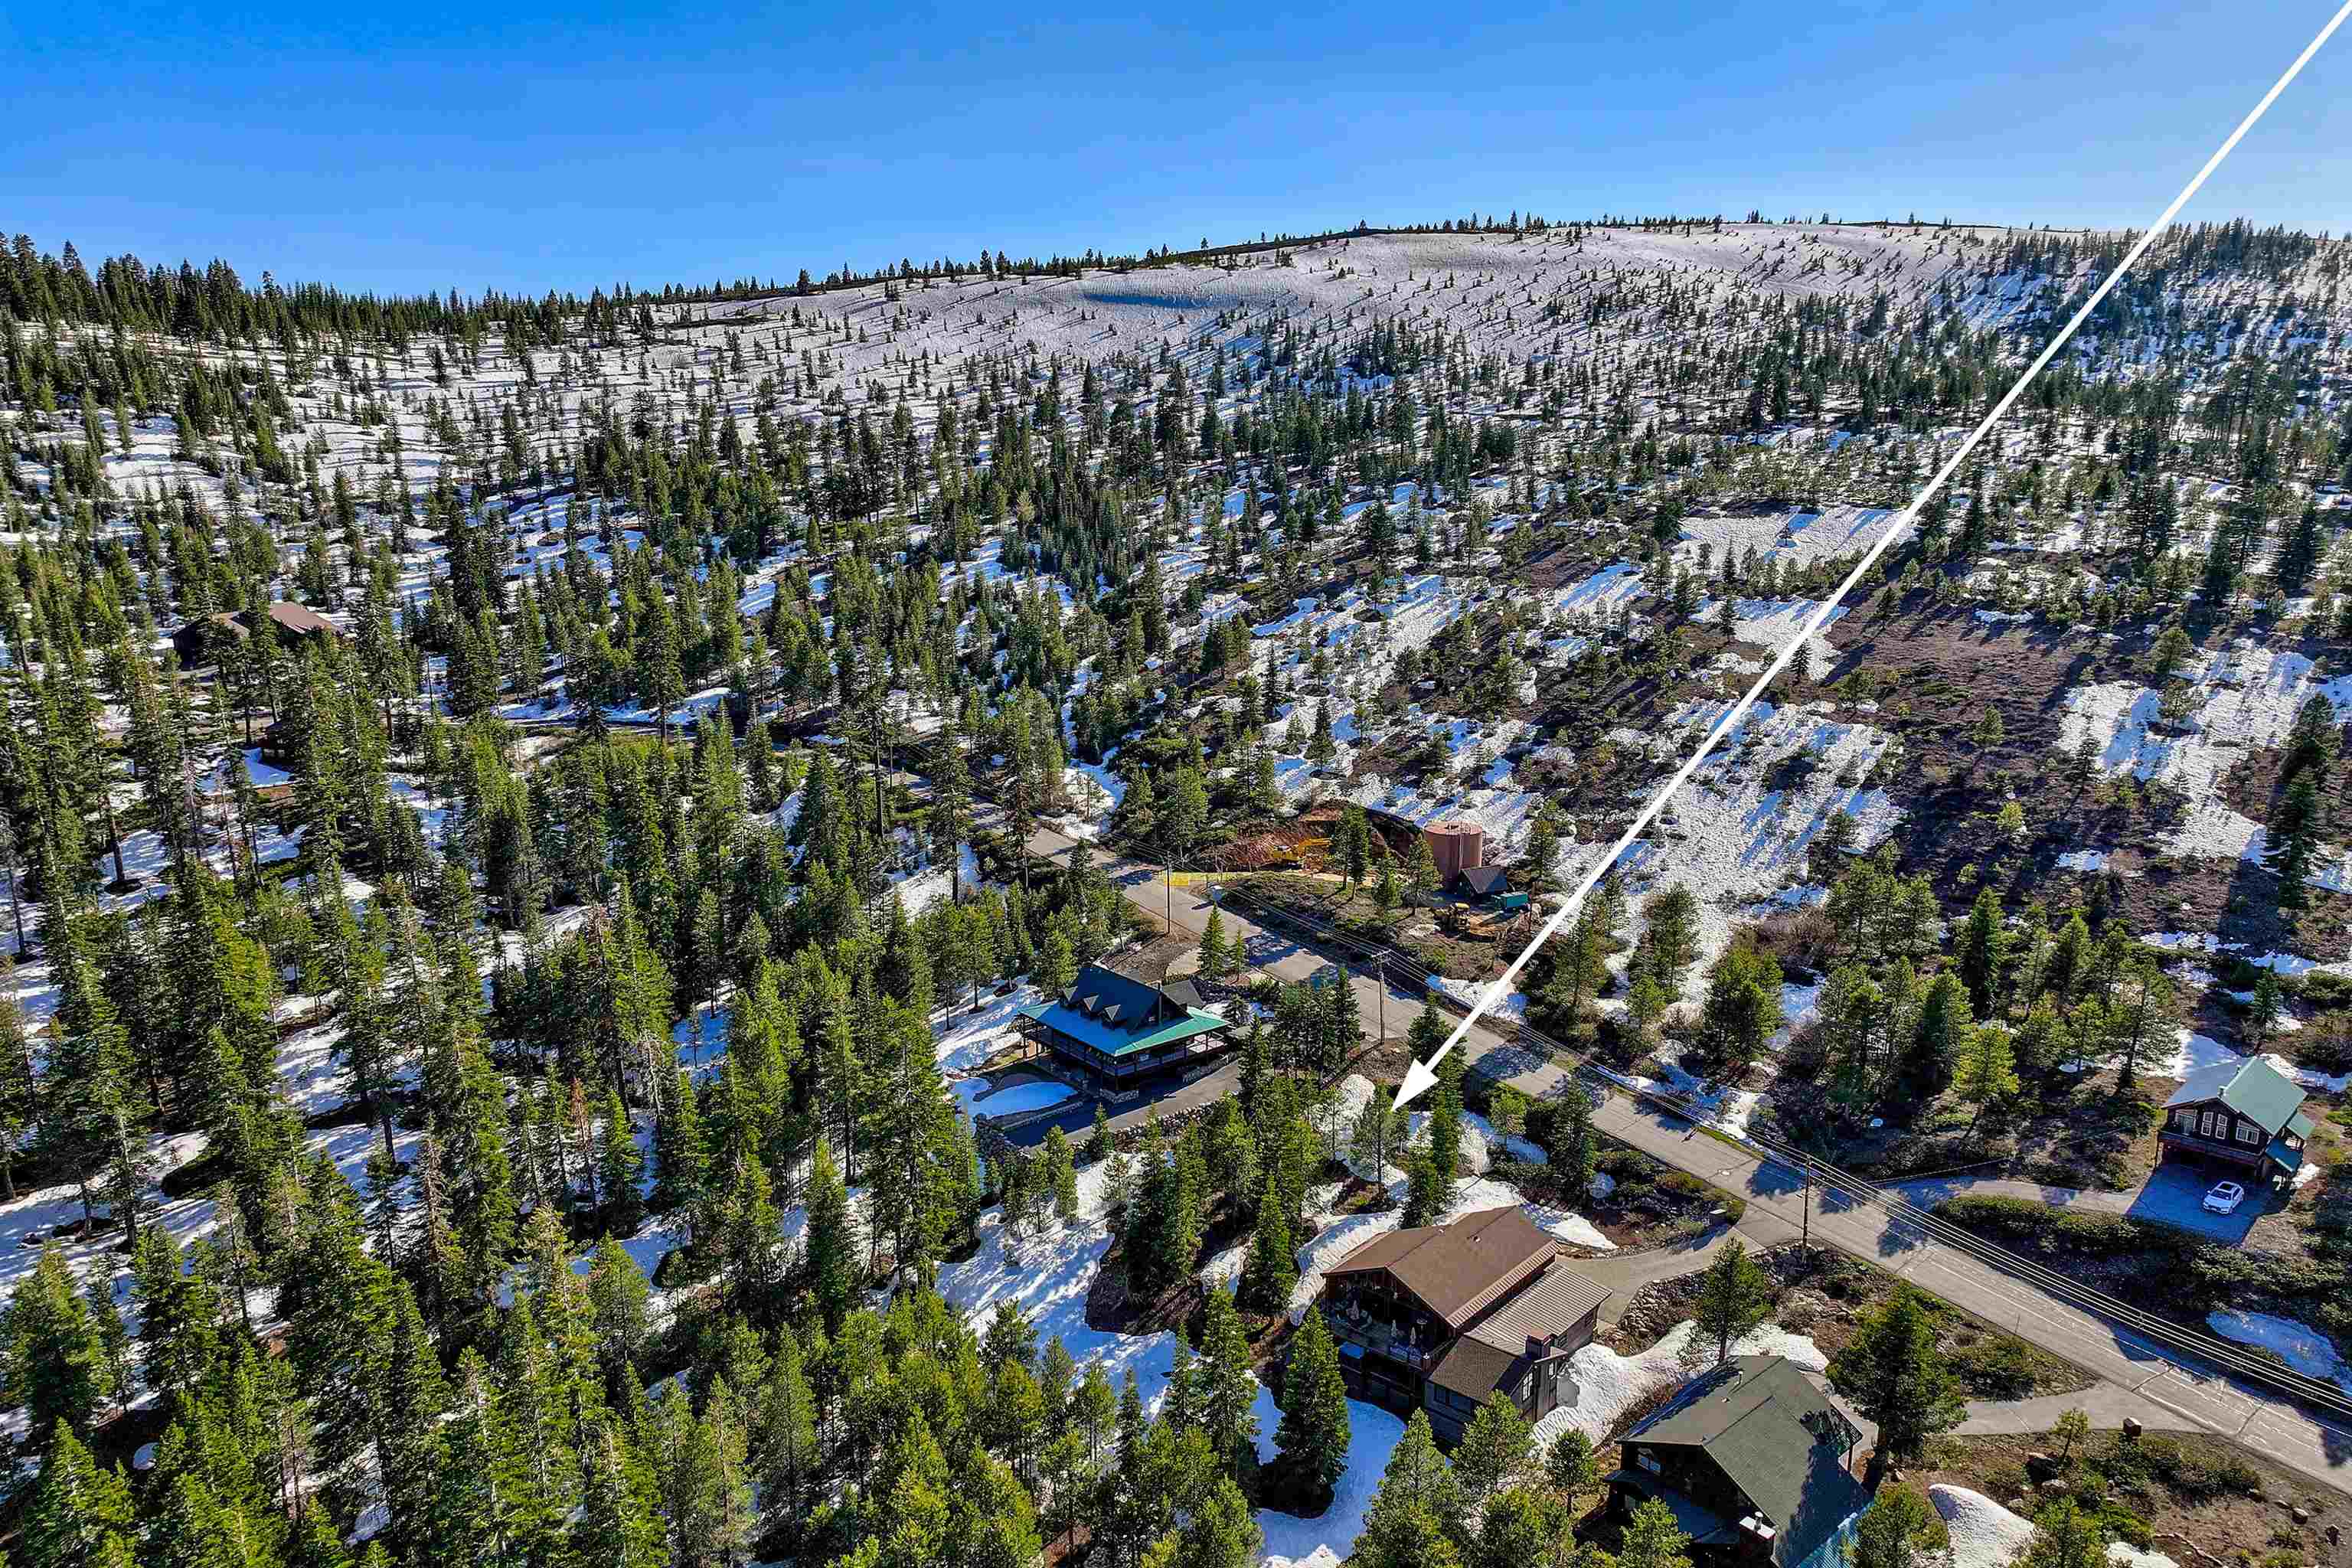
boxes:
[1063,964,1171,1027]
[1630,1357,1868,1567]
[2164,1055,2308,1132]
[1465,1257,1612,1353]
[1325,1207,1560,1328]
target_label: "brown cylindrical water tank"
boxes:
[1424,821,1485,884]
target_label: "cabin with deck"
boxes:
[1014,963,1232,1085]
[1606,1355,1870,1568]
[1319,1206,1610,1443]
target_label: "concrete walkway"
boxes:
[1575,1222,1772,1325]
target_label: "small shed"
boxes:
[1457,864,1510,902]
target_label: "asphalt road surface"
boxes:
[985,804,2352,1498]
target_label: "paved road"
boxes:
[1883,1175,2135,1215]
[991,808,2352,1494]
[1593,1098,2352,1490]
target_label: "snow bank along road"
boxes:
[1004,818,2352,1497]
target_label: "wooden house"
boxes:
[1319,1206,1610,1442]
[2160,1055,2311,1184]
[1607,1355,1870,1567]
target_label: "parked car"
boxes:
[2203,1180,2247,1215]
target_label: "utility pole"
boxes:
[1800,1153,1812,1266]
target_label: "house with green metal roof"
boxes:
[2161,1054,2313,1183]
[1607,1355,1870,1568]
[1014,963,1233,1084]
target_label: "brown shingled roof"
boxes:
[1324,1207,1560,1328]
[259,601,339,639]
[1429,1334,1523,1402]
[1431,1258,1614,1403]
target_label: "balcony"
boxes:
[1331,1315,1432,1370]
[2158,1129,2264,1168]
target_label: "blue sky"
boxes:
[5,0,2350,298]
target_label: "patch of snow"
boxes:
[2207,1309,2352,1393]
[1928,1485,2037,1568]
[1250,1380,1406,1567]
[1929,1483,2177,1568]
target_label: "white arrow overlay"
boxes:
[1396,0,2352,1112]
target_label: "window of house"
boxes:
[2200,1109,2223,1138]
[1635,1450,1661,1475]
[2171,1110,2189,1131]
[2237,1121,2262,1146]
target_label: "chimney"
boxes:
[1737,1513,1777,1564]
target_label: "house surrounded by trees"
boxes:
[1014,962,1232,1085]
[168,599,343,665]
[1319,1205,1611,1442]
[1606,1354,1870,1568]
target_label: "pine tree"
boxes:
[1548,1084,1597,1199]
[1688,1238,1773,1366]
[1196,1289,1260,1476]
[595,1086,646,1235]
[756,1330,820,1521]
[1198,907,1230,981]
[1955,1024,2020,1132]
[1276,1307,1351,1504]
[1452,1394,1534,1498]
[1699,936,1781,1075]
[375,1282,450,1553]
[1476,1484,1569,1568]
[287,1501,356,1568]
[803,1136,856,1331]
[1239,1177,1296,1312]
[44,928,149,1245]
[1354,1409,1465,1568]
[1902,972,1971,1096]
[5,1245,116,1444]
[1619,1495,1695,1568]
[1828,1285,1964,1481]
[1544,1426,1596,1499]
[1852,1485,1949,1568]
[1403,1145,1446,1227]
[1955,889,2008,1018]
[574,1416,667,1568]
[1044,1124,1080,1220]
[431,1348,524,1563]
[21,1421,136,1568]
[2021,1499,2108,1568]
[2269,768,2324,910]
[2248,968,2284,1046]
